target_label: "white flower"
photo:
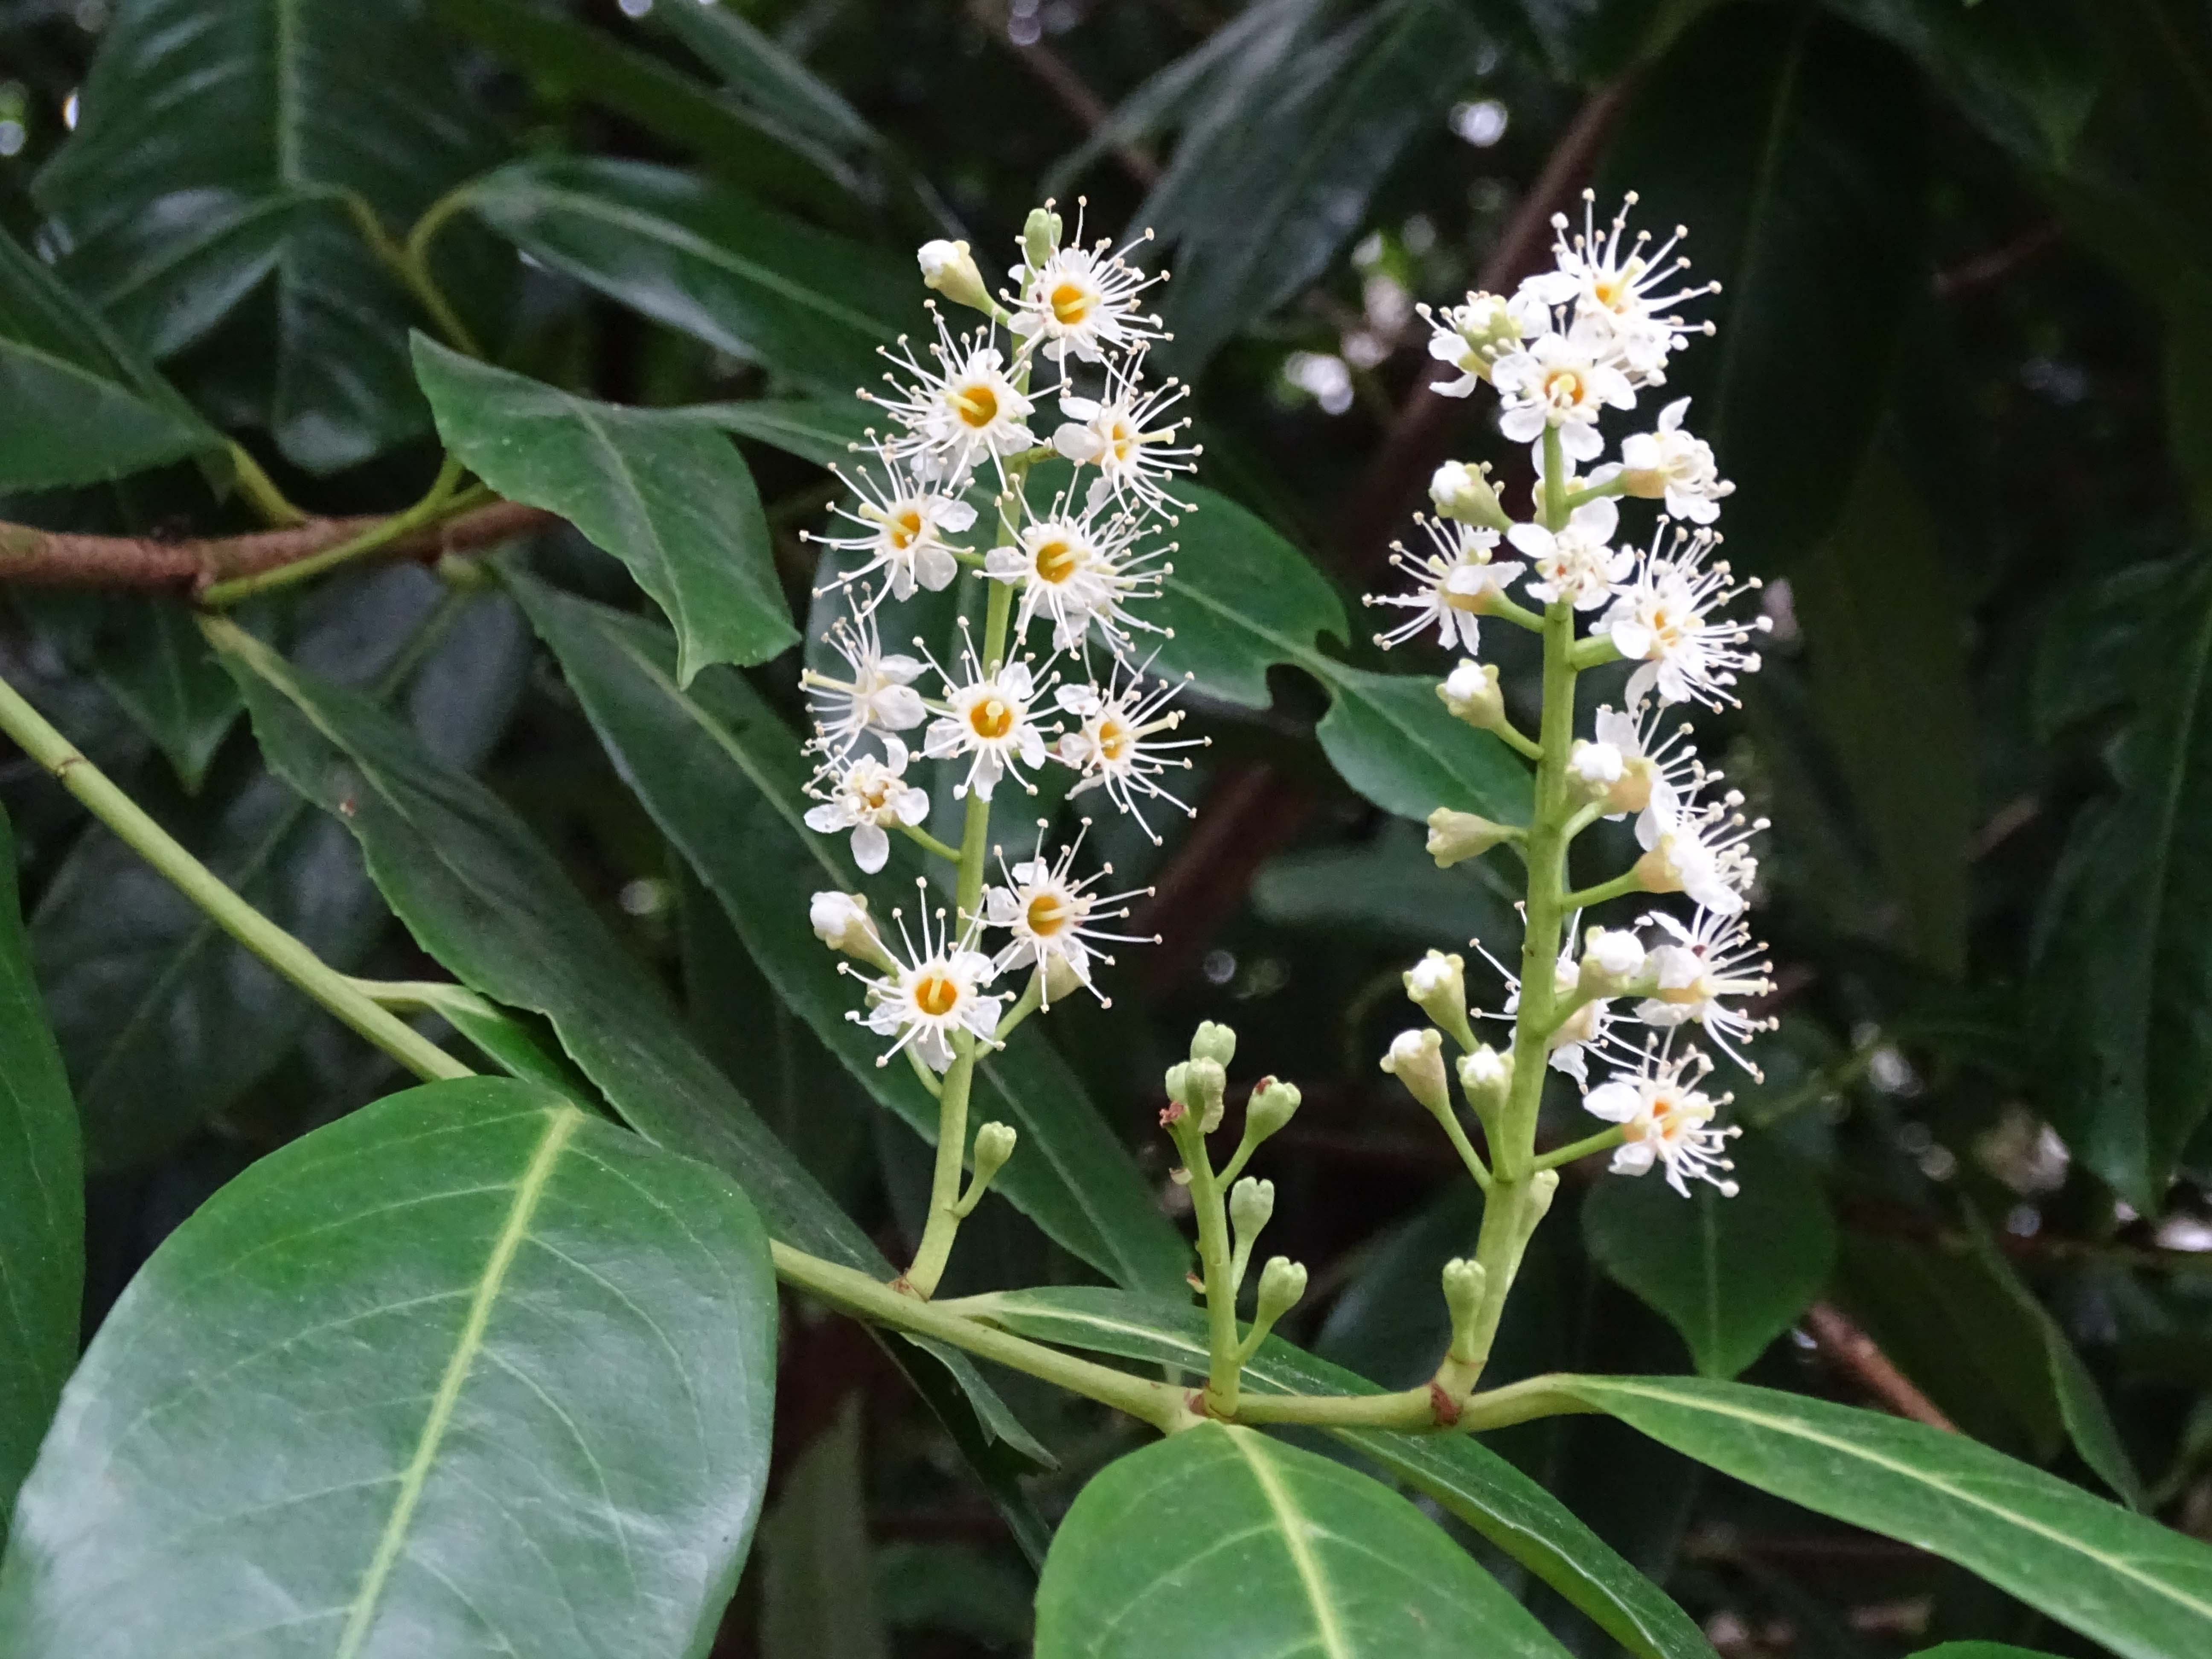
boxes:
[1491,937,1611,1088]
[1636,908,1777,1078]
[1052,350,1196,514]
[1366,515,1522,652]
[810,891,892,969]
[917,239,992,312]
[1489,324,1636,461]
[1636,790,1764,916]
[1582,927,1648,984]
[1576,703,1706,847]
[1008,216,1163,364]
[1420,289,1545,398]
[984,494,1167,656]
[1599,524,1769,709]
[1517,191,1717,384]
[864,312,1037,487]
[847,883,1007,1072]
[806,446,976,604]
[802,607,927,760]
[1583,1040,1740,1197]
[1509,497,1630,610]
[1053,660,1202,842]
[1620,398,1732,523]
[803,738,931,874]
[922,638,1055,801]
[983,824,1151,1006]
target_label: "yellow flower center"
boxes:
[1107,418,1136,465]
[1051,280,1094,326]
[914,972,961,1017]
[1026,892,1071,935]
[1096,717,1130,763]
[1034,537,1082,585]
[969,696,1015,740]
[888,506,925,550]
[949,381,1000,428]
[1543,368,1584,406]
[857,776,894,812]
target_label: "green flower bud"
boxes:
[1441,1256,1489,1363]
[954,1121,1018,1217]
[1380,1028,1451,1118]
[1455,1045,1512,1113]
[917,239,993,314]
[1246,1077,1302,1141]
[1189,1020,1238,1068]
[1429,460,1508,530]
[1402,950,1474,1049]
[1229,1176,1275,1240]
[1022,204,1063,269]
[1255,1256,1308,1327]
[1438,661,1505,732]
[1426,807,1514,868]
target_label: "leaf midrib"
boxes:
[332,1105,583,1658]
[1226,1427,1351,1659]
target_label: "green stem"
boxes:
[898,822,963,862]
[200,460,476,608]
[342,188,483,360]
[0,673,470,1087]
[771,1241,1196,1434]
[1561,476,1629,512]
[994,970,1044,1040]
[1485,594,1548,634]
[225,442,309,527]
[1434,1107,1495,1193]
[1180,1128,1244,1417]
[1534,1125,1625,1171]
[1492,719,1543,763]
[1562,869,1646,913]
[1569,634,1623,670]
[901,1040,977,1299]
[904,1046,944,1100]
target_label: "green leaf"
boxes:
[0,225,224,491]
[207,613,1048,1464]
[1253,818,1516,948]
[691,398,875,471]
[1907,1646,2065,1659]
[2031,552,2212,1205]
[413,338,796,681]
[454,156,921,396]
[1794,456,1973,974]
[1557,1374,2212,1659]
[760,1399,889,1659]
[1582,1132,1836,1380]
[31,575,526,1171]
[1154,486,1531,824]
[0,806,83,1544]
[1958,1224,2144,1509]
[970,1287,1711,1659]
[0,1076,776,1657]
[427,0,854,217]
[1035,1421,1573,1659]
[1601,6,1929,566]
[90,597,242,791]
[33,0,505,471]
[1144,0,1485,370]
[512,574,1187,1294]
[875,1542,1035,1647]
[399,981,601,1101]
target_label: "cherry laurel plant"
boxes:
[801,192,1774,1417]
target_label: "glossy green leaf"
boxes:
[0,1076,775,1658]
[760,1399,889,1659]
[1601,6,1928,567]
[970,1287,1711,1659]
[512,575,1186,1294]
[92,598,241,791]
[1253,818,1516,948]
[427,0,851,216]
[2031,552,2212,1206]
[1558,1374,2212,1659]
[0,806,83,1543]
[1582,1132,1836,1380]
[413,338,794,681]
[1154,486,1531,824]
[1143,0,1484,370]
[691,398,874,470]
[455,156,920,396]
[0,225,223,490]
[32,574,527,1171]
[33,0,504,470]
[1035,1422,1572,1659]
[208,614,1047,1464]
[1795,456,1973,974]
[399,981,600,1102]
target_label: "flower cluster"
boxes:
[1372,192,1774,1197]
[804,205,1202,1072]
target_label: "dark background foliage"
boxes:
[3,0,2210,1653]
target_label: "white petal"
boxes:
[852,823,890,873]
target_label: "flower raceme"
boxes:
[1366,189,1770,1202]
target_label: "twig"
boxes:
[1933,220,2061,301]
[0,500,554,591]
[971,0,1162,188]
[1801,1301,1956,1433]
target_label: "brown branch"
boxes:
[1933,220,2061,301]
[0,499,554,591]
[1802,1300,1957,1433]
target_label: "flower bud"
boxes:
[1566,739,1623,807]
[1632,845,1679,895]
[1255,1255,1307,1325]
[1022,204,1063,268]
[1577,927,1647,997]
[1246,1077,1302,1141]
[1429,460,1508,530]
[1403,950,1474,1049]
[1427,807,1513,869]
[1438,661,1505,732]
[1380,1027,1451,1118]
[1189,1020,1238,1069]
[810,891,895,971]
[1229,1176,1275,1240]
[1619,465,1669,501]
[954,1121,1018,1217]
[1168,1057,1229,1135]
[1441,1256,1488,1362]
[1455,1045,1512,1112]
[917,239,992,313]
